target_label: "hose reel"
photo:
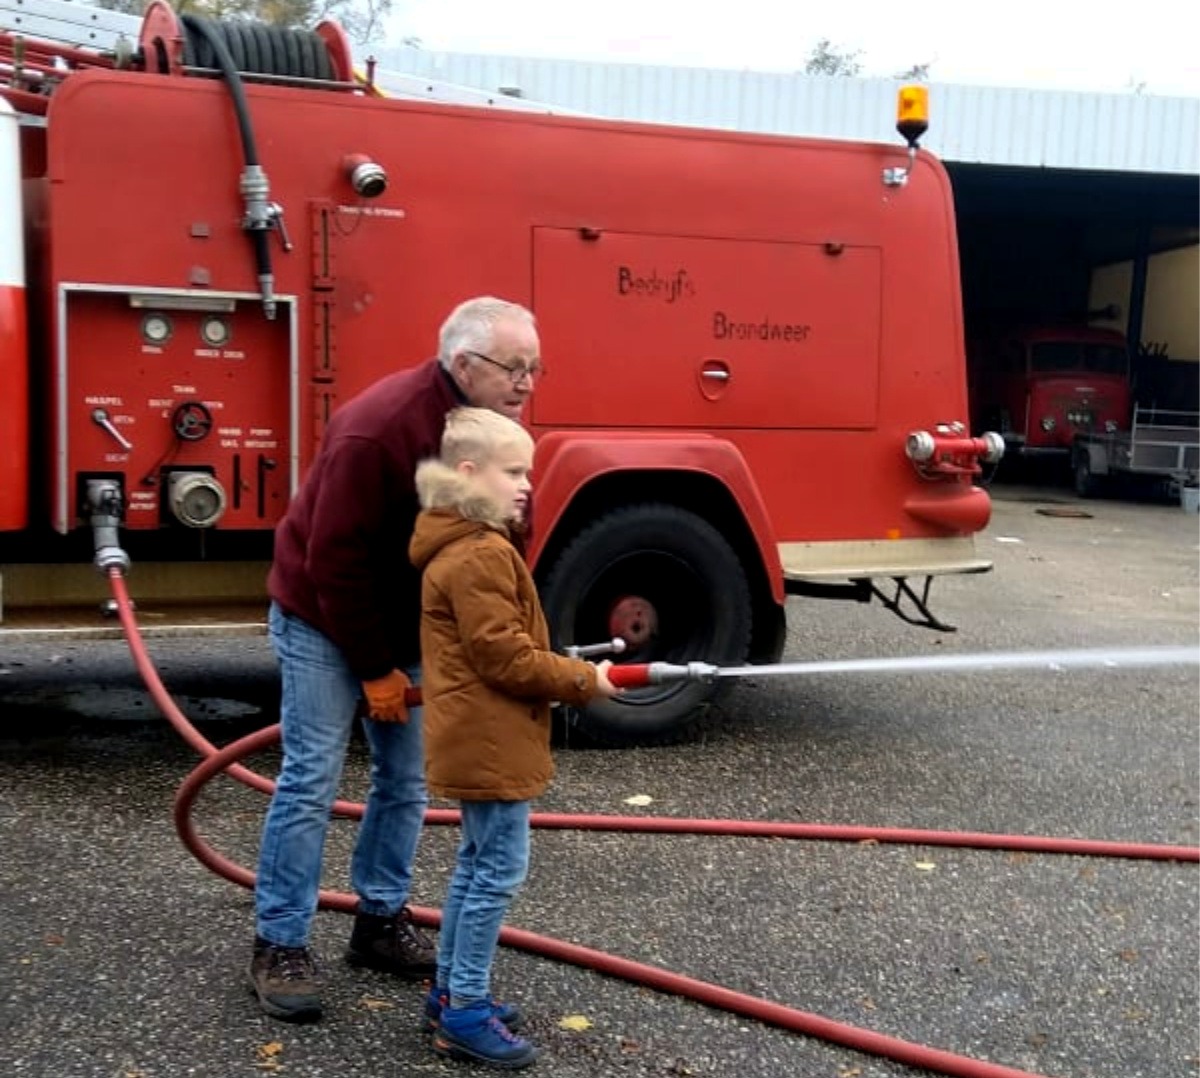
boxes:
[138,0,354,84]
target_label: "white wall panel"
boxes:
[367,45,1200,175]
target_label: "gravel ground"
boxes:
[1,480,1197,1078]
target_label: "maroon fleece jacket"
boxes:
[268,359,463,681]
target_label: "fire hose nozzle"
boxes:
[608,661,720,689]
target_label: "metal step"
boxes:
[0,561,269,639]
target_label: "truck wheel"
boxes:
[539,503,752,747]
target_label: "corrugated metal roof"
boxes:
[365,46,1200,176]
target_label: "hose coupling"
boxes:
[86,478,131,575]
[343,153,388,198]
[239,164,272,231]
[649,661,720,683]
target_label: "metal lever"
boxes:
[564,637,628,659]
[92,408,133,451]
[267,202,293,252]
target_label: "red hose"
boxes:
[174,726,1055,1078]
[111,569,1196,1078]
[109,571,363,817]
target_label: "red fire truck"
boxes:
[0,1,1002,745]
[967,322,1132,458]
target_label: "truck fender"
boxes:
[528,430,784,604]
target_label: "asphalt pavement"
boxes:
[1,480,1197,1078]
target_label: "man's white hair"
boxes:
[438,296,537,370]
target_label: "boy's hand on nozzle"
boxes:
[593,659,623,699]
[362,669,413,722]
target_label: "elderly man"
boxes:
[249,296,543,1023]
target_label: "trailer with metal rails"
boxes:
[1071,404,1200,499]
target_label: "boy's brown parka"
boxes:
[410,460,597,802]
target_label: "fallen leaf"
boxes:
[558,1014,594,1031]
[257,1042,284,1060]
[359,996,395,1011]
[839,1067,863,1077]
[623,794,653,807]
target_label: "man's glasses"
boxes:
[463,350,544,386]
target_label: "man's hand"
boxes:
[362,669,413,723]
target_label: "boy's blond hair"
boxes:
[440,406,533,467]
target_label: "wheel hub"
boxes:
[607,596,658,647]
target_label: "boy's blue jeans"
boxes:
[439,799,531,1004]
[255,601,428,948]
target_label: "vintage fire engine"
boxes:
[0,0,1003,745]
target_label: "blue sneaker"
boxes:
[422,985,523,1035]
[433,1001,538,1069]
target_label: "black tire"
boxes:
[1073,451,1101,498]
[539,503,752,747]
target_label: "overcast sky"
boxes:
[382,0,1199,97]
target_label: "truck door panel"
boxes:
[530,228,881,430]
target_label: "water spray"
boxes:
[604,644,1199,690]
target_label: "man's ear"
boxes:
[449,353,471,387]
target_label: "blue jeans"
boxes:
[255,602,428,948]
[438,799,531,1005]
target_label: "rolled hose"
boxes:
[108,569,1197,1078]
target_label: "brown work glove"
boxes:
[361,669,413,723]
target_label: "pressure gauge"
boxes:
[200,315,231,348]
[141,313,173,345]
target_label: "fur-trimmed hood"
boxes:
[410,459,511,572]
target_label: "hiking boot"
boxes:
[345,906,437,979]
[433,1001,538,1069]
[421,984,523,1036]
[247,938,323,1023]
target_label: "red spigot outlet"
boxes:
[905,428,1005,477]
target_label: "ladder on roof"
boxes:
[0,0,580,115]
[0,0,139,53]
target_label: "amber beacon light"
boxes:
[883,84,929,187]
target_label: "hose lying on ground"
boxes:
[109,569,1198,1078]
